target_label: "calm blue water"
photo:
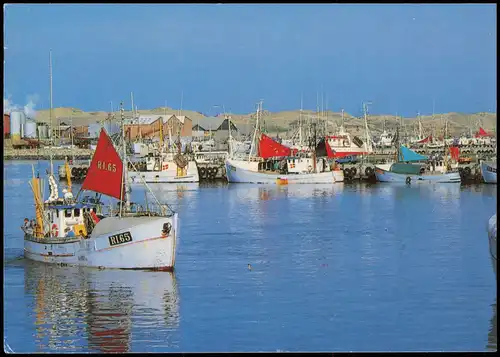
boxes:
[3,160,497,352]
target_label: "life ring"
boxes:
[199,167,207,179]
[51,224,59,237]
[162,163,169,171]
[406,176,412,185]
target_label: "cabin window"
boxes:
[74,208,81,217]
[65,209,72,218]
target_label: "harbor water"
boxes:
[3,160,497,352]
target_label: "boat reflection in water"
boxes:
[24,261,179,352]
[487,299,497,352]
[135,182,200,202]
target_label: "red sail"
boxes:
[475,127,491,137]
[449,146,460,161]
[258,134,291,158]
[82,129,124,200]
[325,139,336,158]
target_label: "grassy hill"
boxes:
[30,107,496,137]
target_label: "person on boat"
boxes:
[21,218,33,235]
[64,227,75,237]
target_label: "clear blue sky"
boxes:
[3,4,497,116]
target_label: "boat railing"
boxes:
[111,202,174,217]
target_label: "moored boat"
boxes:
[481,161,497,184]
[225,101,344,184]
[128,116,199,183]
[22,103,179,270]
[488,214,497,279]
[375,145,461,184]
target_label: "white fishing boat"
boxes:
[225,101,344,184]
[481,160,497,184]
[325,108,373,158]
[375,130,461,184]
[22,98,179,270]
[488,214,497,279]
[128,119,199,183]
[128,151,199,184]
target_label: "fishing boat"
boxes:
[225,101,344,184]
[21,100,179,270]
[376,124,461,184]
[128,118,199,183]
[481,161,497,184]
[325,108,373,158]
[375,146,461,183]
[488,214,497,279]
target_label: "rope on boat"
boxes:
[126,158,176,216]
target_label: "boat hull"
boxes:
[374,167,461,183]
[481,161,497,184]
[24,214,179,270]
[225,159,344,184]
[129,168,199,183]
[488,214,497,279]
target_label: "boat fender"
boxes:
[365,167,374,176]
[420,167,425,174]
[199,167,207,178]
[83,167,88,176]
[406,176,411,185]
[307,165,313,173]
[351,167,357,176]
[343,140,349,147]
[71,167,78,177]
[51,224,59,237]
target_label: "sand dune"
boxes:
[31,107,496,137]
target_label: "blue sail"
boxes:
[398,145,428,162]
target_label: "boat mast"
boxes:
[248,100,262,161]
[299,94,303,146]
[49,50,54,176]
[70,110,74,162]
[119,101,130,217]
[363,103,372,153]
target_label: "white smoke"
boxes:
[24,94,39,119]
[3,94,39,118]
[3,97,19,114]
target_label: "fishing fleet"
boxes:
[13,51,497,273]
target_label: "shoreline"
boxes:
[3,148,93,161]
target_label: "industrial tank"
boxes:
[10,111,25,141]
[24,120,38,138]
[3,114,10,137]
[20,111,26,137]
[37,125,48,139]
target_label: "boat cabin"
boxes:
[43,203,99,238]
